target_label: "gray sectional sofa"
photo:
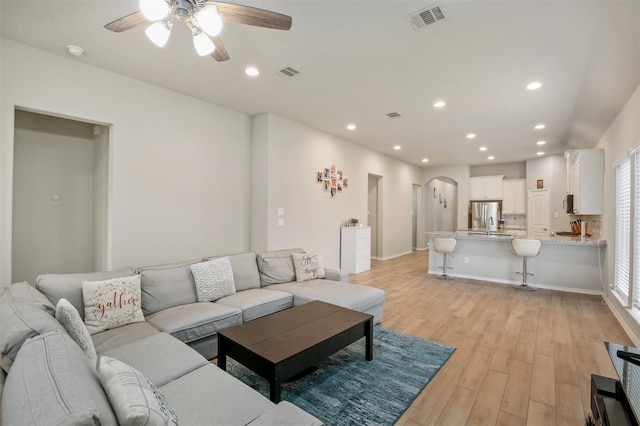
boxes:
[0,248,386,425]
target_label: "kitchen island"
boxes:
[426,231,607,294]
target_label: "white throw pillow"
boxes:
[82,275,145,335]
[292,253,326,282]
[190,257,236,302]
[98,356,178,426]
[55,298,98,367]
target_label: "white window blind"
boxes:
[634,151,640,309]
[616,157,631,301]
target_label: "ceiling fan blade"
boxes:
[104,11,149,33]
[207,2,292,30]
[209,36,230,62]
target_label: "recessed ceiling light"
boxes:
[66,45,85,56]
[466,133,476,139]
[527,81,542,90]
[537,140,546,145]
[537,152,545,156]
[422,158,429,163]
[347,124,356,130]
[534,123,546,130]
[433,101,446,109]
[479,146,487,151]
[393,145,401,150]
[245,67,260,77]
[488,156,495,160]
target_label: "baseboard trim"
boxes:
[427,271,604,296]
[605,296,640,347]
[378,251,415,261]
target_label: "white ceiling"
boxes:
[1,0,639,167]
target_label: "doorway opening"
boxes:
[368,174,382,259]
[11,109,109,284]
[424,177,458,236]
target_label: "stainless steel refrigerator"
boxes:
[469,201,502,231]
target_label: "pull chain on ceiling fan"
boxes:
[104,0,292,62]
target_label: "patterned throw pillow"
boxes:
[292,253,326,282]
[55,298,98,367]
[82,275,145,335]
[98,356,178,426]
[190,257,236,302]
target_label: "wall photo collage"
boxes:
[316,164,348,198]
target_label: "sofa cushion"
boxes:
[292,253,326,282]
[160,364,275,426]
[0,294,65,373]
[191,257,236,302]
[266,280,387,323]
[1,331,117,426]
[98,356,179,426]
[98,332,208,387]
[248,401,323,425]
[216,289,293,322]
[82,275,145,335]
[35,267,137,320]
[146,302,242,344]
[1,281,55,313]
[138,259,200,315]
[92,321,160,354]
[205,252,261,292]
[256,248,304,286]
[55,298,97,367]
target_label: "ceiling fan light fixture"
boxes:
[145,20,172,47]
[140,0,170,21]
[196,5,223,36]
[192,29,215,56]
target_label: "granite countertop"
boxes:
[425,230,606,247]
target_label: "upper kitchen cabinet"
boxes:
[502,179,526,214]
[565,149,604,215]
[469,175,504,200]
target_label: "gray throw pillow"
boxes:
[98,356,178,426]
[190,257,236,302]
[55,298,98,368]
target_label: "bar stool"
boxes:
[433,237,457,280]
[511,239,541,291]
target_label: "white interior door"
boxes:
[528,189,549,237]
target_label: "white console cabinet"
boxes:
[340,226,371,274]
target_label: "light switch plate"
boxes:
[277,208,284,216]
[277,218,284,227]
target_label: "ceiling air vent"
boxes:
[387,112,402,119]
[406,4,446,31]
[277,66,301,79]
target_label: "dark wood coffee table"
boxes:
[217,300,373,403]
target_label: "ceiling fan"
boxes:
[104,0,292,62]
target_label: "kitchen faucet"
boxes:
[486,215,494,235]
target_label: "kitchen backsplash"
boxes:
[502,213,527,230]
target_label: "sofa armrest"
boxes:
[324,268,349,282]
[247,401,323,425]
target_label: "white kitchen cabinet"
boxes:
[469,175,504,200]
[340,226,371,273]
[502,179,526,214]
[568,149,603,215]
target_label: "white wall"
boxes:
[424,178,457,232]
[596,83,640,343]
[251,113,422,267]
[1,39,252,283]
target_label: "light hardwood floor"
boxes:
[347,250,633,426]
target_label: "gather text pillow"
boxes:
[55,298,98,367]
[82,275,145,335]
[292,253,326,283]
[190,257,236,302]
[98,356,178,426]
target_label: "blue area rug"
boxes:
[225,326,456,425]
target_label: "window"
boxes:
[614,146,640,311]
